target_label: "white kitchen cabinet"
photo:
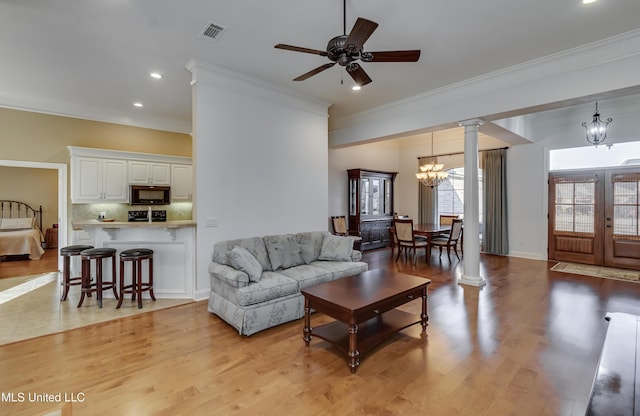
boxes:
[71,157,128,203]
[69,146,191,204]
[128,161,171,185]
[171,164,193,201]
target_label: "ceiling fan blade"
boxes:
[293,62,336,81]
[275,44,328,56]
[365,50,421,62]
[346,63,372,86]
[345,18,378,51]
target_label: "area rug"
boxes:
[551,262,640,282]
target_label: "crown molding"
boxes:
[0,92,191,134]
[329,28,640,146]
[186,59,330,118]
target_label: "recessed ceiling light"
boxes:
[133,102,143,108]
[352,85,361,91]
[582,0,597,4]
[150,72,163,79]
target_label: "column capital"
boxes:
[458,118,484,127]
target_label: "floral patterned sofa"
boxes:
[208,231,368,335]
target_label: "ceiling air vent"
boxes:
[201,21,227,42]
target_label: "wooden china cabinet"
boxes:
[347,169,397,251]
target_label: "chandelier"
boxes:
[416,132,448,188]
[581,102,612,147]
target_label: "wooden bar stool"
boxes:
[77,248,118,308]
[117,248,155,309]
[59,244,94,301]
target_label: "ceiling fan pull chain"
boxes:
[343,0,347,35]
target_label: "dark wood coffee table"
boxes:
[301,268,430,373]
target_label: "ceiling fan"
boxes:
[274,0,420,87]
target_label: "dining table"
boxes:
[389,223,452,264]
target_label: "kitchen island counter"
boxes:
[72,219,196,230]
[70,220,196,299]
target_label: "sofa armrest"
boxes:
[209,262,250,288]
[351,250,362,262]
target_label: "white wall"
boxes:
[328,141,401,219]
[329,96,640,261]
[189,61,330,299]
[507,99,640,260]
[326,31,640,262]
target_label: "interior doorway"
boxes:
[548,167,640,270]
[0,160,67,271]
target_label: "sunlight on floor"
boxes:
[0,273,57,305]
[0,272,194,346]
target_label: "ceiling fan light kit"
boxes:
[274,0,420,87]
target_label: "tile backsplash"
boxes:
[72,202,192,222]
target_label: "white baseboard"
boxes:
[508,251,547,261]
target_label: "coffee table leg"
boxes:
[421,287,429,332]
[303,297,311,346]
[348,323,360,373]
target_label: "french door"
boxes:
[548,168,640,270]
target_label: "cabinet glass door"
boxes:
[361,178,370,214]
[371,179,380,215]
[384,179,392,215]
[349,179,357,216]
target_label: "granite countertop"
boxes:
[72,219,196,230]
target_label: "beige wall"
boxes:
[0,107,192,246]
[0,107,191,164]
[0,166,58,229]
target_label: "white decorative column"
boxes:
[458,119,486,287]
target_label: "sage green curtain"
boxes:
[418,157,438,224]
[482,149,509,255]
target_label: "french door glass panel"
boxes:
[553,182,595,235]
[612,177,640,239]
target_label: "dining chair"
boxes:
[331,215,348,235]
[430,219,463,260]
[331,215,362,251]
[393,218,428,265]
[438,214,459,237]
[439,214,459,225]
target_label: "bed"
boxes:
[0,200,45,261]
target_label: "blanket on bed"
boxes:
[0,229,45,260]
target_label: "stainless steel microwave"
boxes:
[130,185,171,205]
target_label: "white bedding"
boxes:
[0,228,45,260]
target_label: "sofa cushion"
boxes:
[264,234,304,270]
[310,260,369,280]
[228,246,263,282]
[279,264,334,290]
[212,237,272,272]
[319,234,353,261]
[237,272,299,307]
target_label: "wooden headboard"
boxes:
[0,200,43,230]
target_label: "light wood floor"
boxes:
[2,249,640,416]
[0,249,193,345]
[0,248,58,279]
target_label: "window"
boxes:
[437,167,483,222]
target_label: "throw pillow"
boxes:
[264,234,304,270]
[296,232,320,264]
[319,234,353,262]
[228,246,263,282]
[0,217,34,230]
